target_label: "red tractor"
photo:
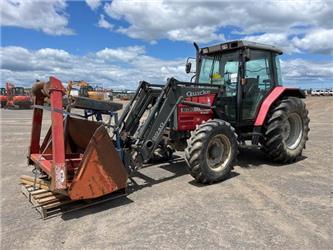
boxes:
[175,41,310,183]
[5,82,32,109]
[26,40,309,205]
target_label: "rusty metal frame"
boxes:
[28,76,128,200]
[29,77,67,191]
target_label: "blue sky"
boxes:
[1,0,332,89]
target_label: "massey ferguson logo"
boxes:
[186,90,210,97]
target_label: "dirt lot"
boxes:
[1,97,332,249]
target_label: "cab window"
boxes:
[275,55,282,85]
[242,50,274,120]
[245,51,273,91]
[198,51,239,122]
[198,51,239,97]
[198,58,214,83]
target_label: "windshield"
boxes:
[198,51,239,96]
[13,87,25,96]
[199,52,239,96]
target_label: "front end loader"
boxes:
[25,40,309,213]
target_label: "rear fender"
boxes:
[255,86,305,126]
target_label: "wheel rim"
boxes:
[206,134,232,171]
[283,113,303,150]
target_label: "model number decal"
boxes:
[181,107,210,113]
[152,122,164,142]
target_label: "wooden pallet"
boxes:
[20,176,126,219]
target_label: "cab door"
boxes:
[209,52,240,123]
[241,50,275,121]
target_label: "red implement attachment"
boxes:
[28,77,127,200]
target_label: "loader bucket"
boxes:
[68,123,128,200]
[30,117,128,200]
[28,77,127,200]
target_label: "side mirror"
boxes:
[185,62,192,74]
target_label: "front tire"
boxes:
[263,97,310,163]
[185,119,238,184]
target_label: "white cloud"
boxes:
[0,46,187,89]
[241,28,333,55]
[85,0,101,10]
[36,48,71,59]
[0,46,73,72]
[282,59,333,80]
[0,0,74,35]
[243,33,299,54]
[281,59,333,88]
[292,29,333,55]
[96,46,145,61]
[1,46,332,89]
[102,0,333,54]
[167,26,225,44]
[97,14,113,30]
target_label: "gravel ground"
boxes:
[1,96,332,249]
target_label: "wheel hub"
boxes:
[206,134,231,171]
[283,113,303,150]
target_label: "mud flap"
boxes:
[68,125,128,200]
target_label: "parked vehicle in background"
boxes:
[4,83,32,108]
[329,89,333,96]
[311,90,320,96]
[67,80,109,101]
[0,87,7,107]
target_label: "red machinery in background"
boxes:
[4,82,32,108]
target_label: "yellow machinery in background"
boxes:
[67,80,107,101]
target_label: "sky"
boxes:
[1,0,332,90]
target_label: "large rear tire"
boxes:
[263,97,310,163]
[185,119,238,184]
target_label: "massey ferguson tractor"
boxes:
[25,40,309,214]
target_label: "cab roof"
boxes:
[200,40,283,55]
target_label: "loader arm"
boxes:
[117,81,163,139]
[121,78,221,170]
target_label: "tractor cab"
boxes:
[10,87,32,108]
[12,87,26,96]
[0,87,7,108]
[186,40,284,126]
[0,87,6,95]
